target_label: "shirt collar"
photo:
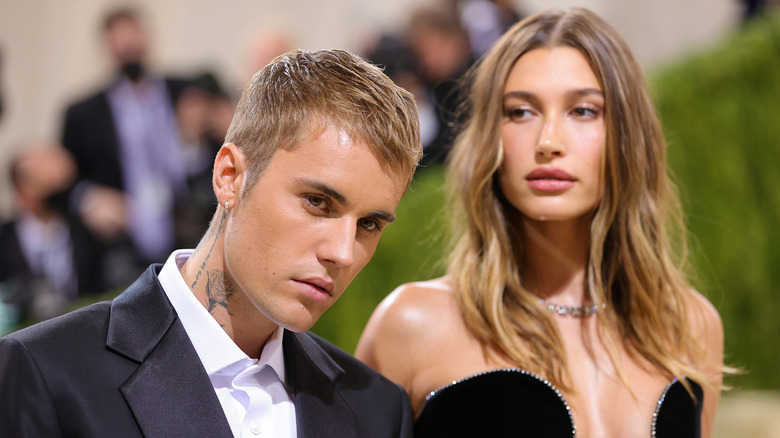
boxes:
[157,250,286,383]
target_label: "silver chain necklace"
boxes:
[540,300,605,317]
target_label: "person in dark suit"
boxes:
[0,144,104,330]
[61,7,190,284]
[0,49,422,437]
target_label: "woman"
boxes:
[356,8,724,437]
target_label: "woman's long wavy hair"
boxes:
[447,8,708,392]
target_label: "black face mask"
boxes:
[42,187,72,217]
[121,61,145,82]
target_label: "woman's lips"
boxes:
[525,168,576,192]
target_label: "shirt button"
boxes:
[250,421,262,435]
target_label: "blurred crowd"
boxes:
[365,0,521,165]
[0,0,525,333]
[0,7,237,332]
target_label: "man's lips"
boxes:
[295,277,334,296]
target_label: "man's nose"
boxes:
[318,219,356,268]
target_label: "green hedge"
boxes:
[652,11,780,389]
[313,11,780,390]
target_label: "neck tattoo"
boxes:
[540,300,605,317]
[190,206,228,289]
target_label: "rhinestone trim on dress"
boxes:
[425,368,577,437]
[650,377,679,437]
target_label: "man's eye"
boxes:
[358,218,380,232]
[305,195,327,210]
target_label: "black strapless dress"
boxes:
[414,369,703,437]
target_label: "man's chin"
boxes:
[275,312,321,334]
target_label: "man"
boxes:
[61,8,190,282]
[0,144,104,330]
[0,49,422,437]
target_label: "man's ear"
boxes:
[213,143,247,207]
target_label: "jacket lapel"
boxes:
[284,331,360,438]
[106,266,232,437]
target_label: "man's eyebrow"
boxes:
[295,177,397,223]
[368,209,396,224]
[296,177,347,204]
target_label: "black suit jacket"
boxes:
[61,77,189,191]
[0,266,412,437]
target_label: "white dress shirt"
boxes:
[158,250,297,438]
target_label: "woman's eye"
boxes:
[504,107,531,121]
[572,106,600,119]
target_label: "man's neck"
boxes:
[180,228,278,359]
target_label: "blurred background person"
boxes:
[61,7,191,287]
[458,0,524,58]
[363,32,440,159]
[0,143,104,332]
[366,0,524,168]
[173,71,235,249]
[406,3,474,166]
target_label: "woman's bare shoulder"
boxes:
[355,277,462,376]
[359,277,460,344]
[389,277,458,313]
[681,288,724,391]
[683,288,723,340]
[681,290,725,438]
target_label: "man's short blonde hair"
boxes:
[225,49,423,192]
